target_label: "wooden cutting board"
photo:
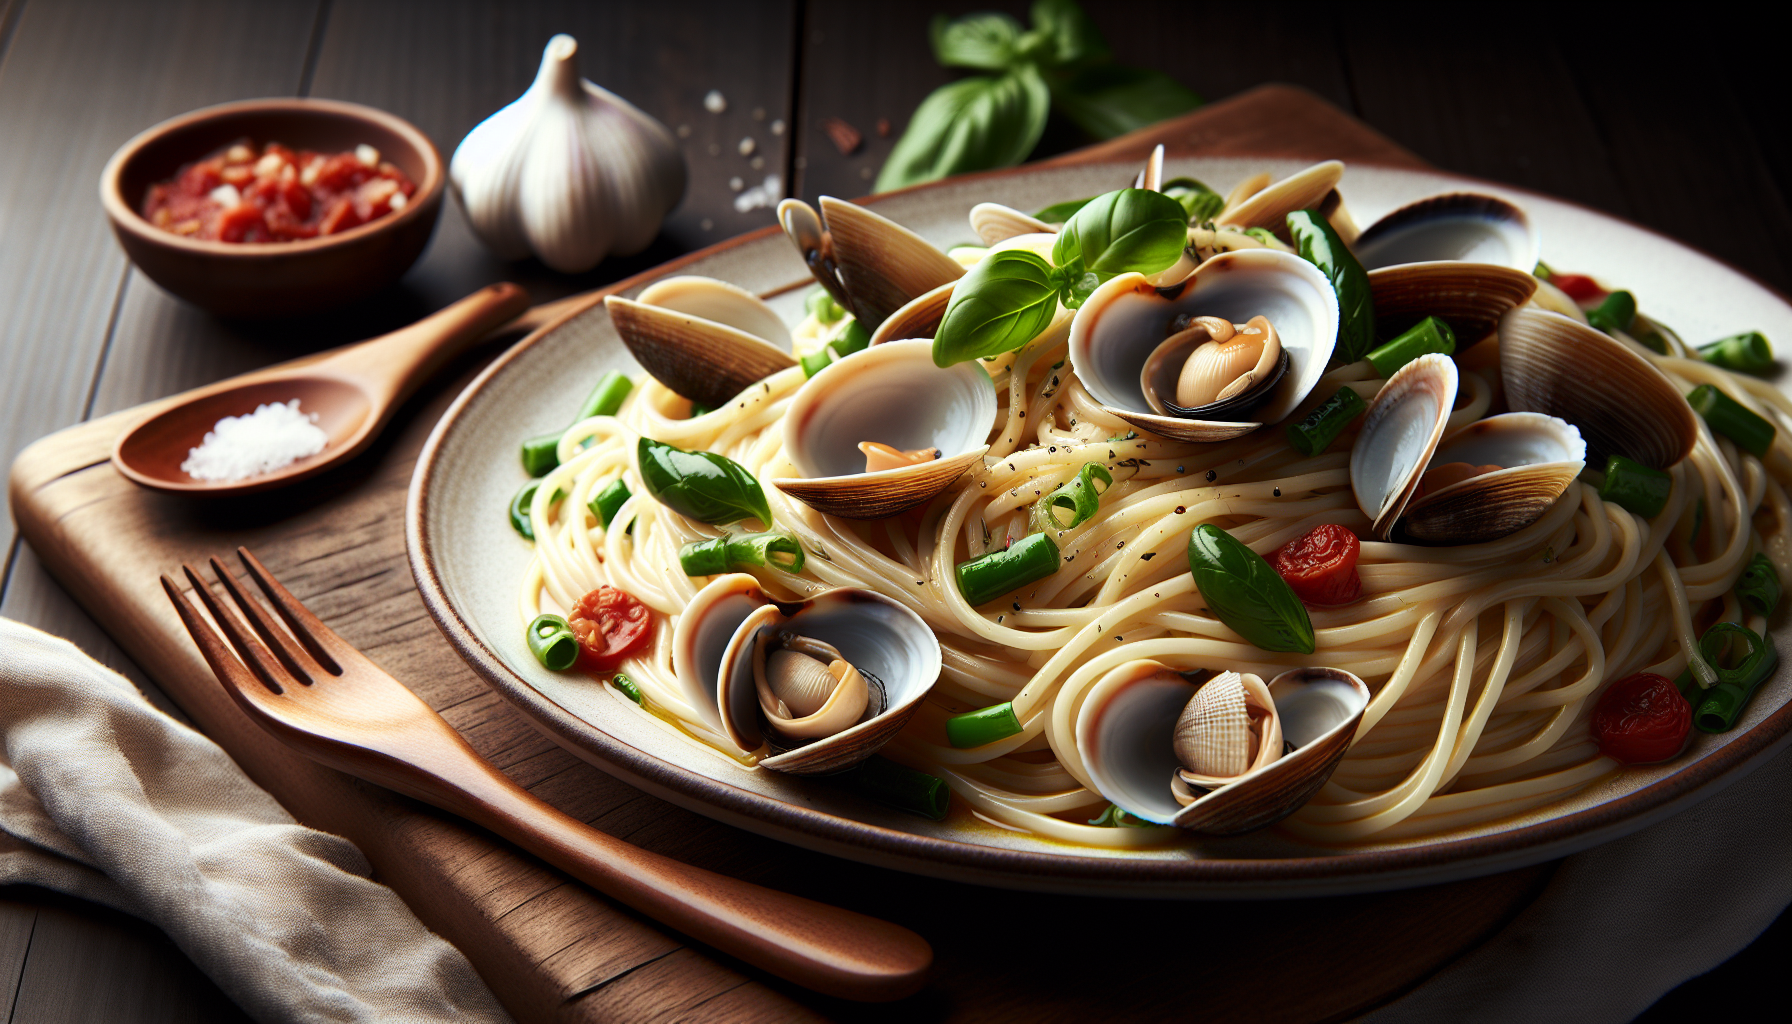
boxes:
[8,85,1549,1024]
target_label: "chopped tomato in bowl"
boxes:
[143,139,417,244]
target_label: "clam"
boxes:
[1499,307,1697,469]
[1367,261,1539,348]
[773,339,996,519]
[675,575,941,774]
[778,196,964,327]
[1350,353,1587,543]
[1068,248,1339,442]
[969,203,1053,246]
[1353,192,1540,272]
[1075,662,1369,834]
[605,277,797,408]
[869,280,955,346]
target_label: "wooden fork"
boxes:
[162,548,931,1003]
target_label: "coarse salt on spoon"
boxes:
[113,282,529,496]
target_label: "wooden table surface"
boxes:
[1,2,1786,1021]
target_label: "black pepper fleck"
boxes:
[1273,487,1282,497]
[1012,601,1021,611]
[1141,552,1156,561]
[1205,470,1217,482]
[1177,465,1185,473]
[1175,506,1186,514]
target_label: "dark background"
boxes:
[0,1,1785,1020]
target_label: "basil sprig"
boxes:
[877,0,1199,192]
[1162,177,1224,224]
[636,438,772,527]
[1186,524,1315,654]
[933,187,1187,366]
[1287,209,1374,366]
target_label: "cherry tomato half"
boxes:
[1548,273,1606,303]
[1591,672,1691,764]
[568,585,654,672]
[1270,524,1363,606]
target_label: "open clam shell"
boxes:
[1354,192,1540,272]
[774,338,996,519]
[1219,160,1345,235]
[1076,662,1369,834]
[1367,261,1539,348]
[1401,412,1586,544]
[1351,353,1458,540]
[713,588,941,774]
[869,280,955,346]
[969,202,1053,246]
[672,573,772,735]
[1069,249,1339,443]
[802,196,964,327]
[605,278,797,408]
[1499,307,1697,469]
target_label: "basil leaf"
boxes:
[929,11,1025,71]
[636,438,772,527]
[1049,64,1201,140]
[1186,524,1315,654]
[1029,0,1110,66]
[876,67,1051,193]
[933,249,1062,366]
[1053,188,1188,279]
[1034,195,1095,224]
[1287,210,1374,365]
[1162,177,1224,224]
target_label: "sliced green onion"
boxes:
[589,479,632,529]
[806,287,845,324]
[946,701,1023,748]
[1598,455,1672,518]
[526,613,579,671]
[1698,331,1774,374]
[838,756,950,820]
[611,673,644,705]
[1737,553,1782,618]
[521,433,561,477]
[1693,622,1778,733]
[678,531,806,577]
[1366,316,1455,378]
[1533,261,1555,281]
[800,319,872,377]
[1087,803,1156,828]
[576,370,634,420]
[1687,384,1775,458]
[509,481,565,541]
[689,402,715,418]
[1286,385,1367,456]
[1586,290,1637,335]
[1037,463,1113,530]
[955,532,1060,606]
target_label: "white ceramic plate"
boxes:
[408,158,1792,897]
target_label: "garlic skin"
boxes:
[451,34,686,273]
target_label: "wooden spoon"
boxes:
[113,282,530,496]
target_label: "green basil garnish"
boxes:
[1052,187,1188,284]
[637,437,772,527]
[933,248,1063,366]
[1186,524,1315,654]
[1161,177,1224,224]
[1034,195,1095,224]
[1287,209,1374,366]
[875,67,1050,193]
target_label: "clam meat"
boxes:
[753,630,878,740]
[1142,315,1284,417]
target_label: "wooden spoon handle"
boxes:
[321,282,530,405]
[445,763,932,1002]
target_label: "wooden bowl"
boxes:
[99,97,445,318]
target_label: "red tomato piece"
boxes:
[314,153,371,191]
[1271,524,1363,606]
[1592,673,1691,764]
[214,202,265,243]
[568,586,655,672]
[1549,273,1606,302]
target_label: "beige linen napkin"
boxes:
[0,616,511,1024]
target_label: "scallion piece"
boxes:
[1693,622,1778,733]
[955,532,1060,606]
[589,479,632,529]
[1366,316,1455,378]
[611,673,644,705]
[521,433,561,477]
[946,701,1023,748]
[509,481,557,541]
[1687,384,1775,458]
[678,531,806,577]
[1038,463,1113,530]
[838,756,950,820]
[1087,803,1156,828]
[806,287,845,324]
[577,370,634,420]
[1586,290,1637,335]
[1598,455,1672,518]
[526,613,579,671]
[800,319,872,377]
[1286,385,1368,456]
[689,402,715,418]
[1698,331,1774,374]
[1737,553,1782,618]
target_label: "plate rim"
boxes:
[406,156,1792,896]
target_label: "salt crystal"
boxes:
[180,400,328,482]
[355,144,380,167]
[703,90,726,113]
[728,177,744,192]
[738,137,756,156]
[732,174,784,213]
[770,119,786,136]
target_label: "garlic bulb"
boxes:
[451,34,686,273]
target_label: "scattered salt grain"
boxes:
[355,144,380,167]
[728,176,744,192]
[180,399,328,482]
[732,174,783,213]
[703,90,727,113]
[770,119,786,136]
[738,137,756,156]
[749,156,764,170]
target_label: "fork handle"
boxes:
[408,758,932,1002]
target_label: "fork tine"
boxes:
[181,563,288,695]
[209,556,315,686]
[235,547,344,675]
[162,573,283,698]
